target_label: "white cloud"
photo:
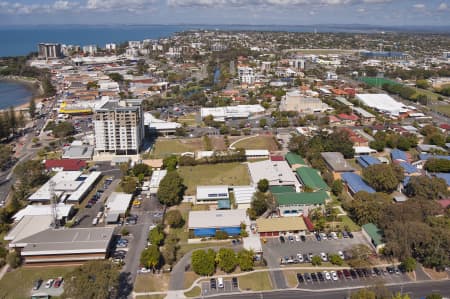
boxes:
[413,3,425,10]
[438,2,448,11]
[85,0,155,11]
[168,0,391,7]
[0,1,79,14]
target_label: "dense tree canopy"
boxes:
[165,210,184,228]
[157,171,184,206]
[424,159,450,173]
[237,249,254,271]
[140,245,161,270]
[62,261,119,299]
[191,249,216,276]
[216,248,237,273]
[405,176,448,200]
[257,179,269,193]
[131,163,152,177]
[362,164,404,193]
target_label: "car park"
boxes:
[33,279,43,290]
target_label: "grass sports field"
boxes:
[152,138,203,158]
[231,135,279,151]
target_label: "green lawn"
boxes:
[183,271,200,289]
[0,266,76,299]
[238,272,273,291]
[152,138,203,158]
[177,113,199,126]
[434,104,450,117]
[338,215,361,231]
[283,270,299,288]
[178,163,250,195]
[134,273,170,293]
[232,135,278,151]
[184,286,201,297]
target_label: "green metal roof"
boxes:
[285,152,306,166]
[275,190,329,206]
[296,167,330,191]
[217,199,231,210]
[362,223,384,246]
[269,186,295,194]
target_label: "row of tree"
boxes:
[191,248,254,276]
[369,130,419,152]
[0,108,27,140]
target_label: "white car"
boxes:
[320,252,328,262]
[331,271,338,281]
[295,235,301,242]
[320,233,327,240]
[324,271,331,280]
[338,251,345,260]
[296,253,304,263]
[331,232,338,240]
[45,279,54,288]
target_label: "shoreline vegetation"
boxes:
[0,75,45,112]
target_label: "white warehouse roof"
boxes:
[233,186,256,205]
[196,185,229,200]
[188,209,248,229]
[12,204,74,222]
[149,170,167,189]
[105,192,133,214]
[356,94,408,116]
[200,105,264,121]
[247,160,299,189]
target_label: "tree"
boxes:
[401,257,416,272]
[132,163,152,177]
[216,248,237,273]
[157,171,184,206]
[347,244,372,268]
[52,121,75,138]
[250,191,269,217]
[162,233,179,266]
[62,261,119,299]
[392,293,411,299]
[29,98,36,119]
[416,79,429,89]
[259,118,267,128]
[362,164,404,193]
[329,254,344,266]
[149,225,164,246]
[6,251,21,268]
[140,245,161,270]
[237,249,254,271]
[191,249,216,276]
[426,294,443,299]
[424,159,450,173]
[311,255,322,266]
[405,176,448,200]
[120,176,137,194]
[350,288,376,299]
[108,72,124,83]
[331,179,343,196]
[165,210,184,228]
[163,155,178,171]
[257,179,269,193]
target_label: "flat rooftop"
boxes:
[321,152,355,172]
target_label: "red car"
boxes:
[53,277,64,288]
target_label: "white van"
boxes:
[92,217,99,226]
[217,277,224,288]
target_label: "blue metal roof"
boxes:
[418,154,450,161]
[433,173,450,186]
[391,149,407,161]
[356,155,381,168]
[399,162,419,174]
[341,172,376,194]
[402,176,411,187]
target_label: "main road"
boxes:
[207,280,450,299]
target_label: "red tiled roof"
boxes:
[45,159,87,171]
[329,115,340,123]
[302,215,314,232]
[437,199,450,209]
[270,155,284,161]
[338,113,359,121]
[440,124,450,130]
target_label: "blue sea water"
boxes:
[0,81,33,110]
[0,24,399,58]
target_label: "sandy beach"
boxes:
[0,76,44,112]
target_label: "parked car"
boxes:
[338,251,345,260]
[304,273,312,282]
[296,253,304,263]
[295,235,300,242]
[317,272,324,281]
[310,272,318,282]
[324,271,331,280]
[33,279,43,290]
[336,270,344,279]
[279,236,285,243]
[348,231,354,238]
[217,277,224,288]
[342,231,349,238]
[288,235,294,242]
[331,271,338,281]
[53,277,64,288]
[232,277,238,288]
[343,269,351,278]
[296,273,304,283]
[320,252,328,262]
[315,233,321,241]
[300,235,306,242]
[210,278,216,289]
[45,279,54,288]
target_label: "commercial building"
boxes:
[104,192,133,224]
[62,141,94,160]
[275,190,329,217]
[149,170,167,194]
[362,223,385,253]
[256,217,307,237]
[280,90,331,113]
[144,112,182,136]
[233,186,256,210]
[200,105,264,122]
[352,107,376,125]
[94,98,145,155]
[18,227,115,265]
[247,160,300,191]
[238,66,255,85]
[295,167,329,191]
[44,159,87,172]
[188,209,249,237]
[6,215,53,248]
[285,152,307,171]
[38,43,62,59]
[196,186,229,205]
[12,204,74,223]
[27,171,101,204]
[321,152,355,179]
[355,94,408,116]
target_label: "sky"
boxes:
[0,0,449,26]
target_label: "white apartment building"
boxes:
[280,90,331,113]
[105,43,117,51]
[82,45,97,56]
[238,66,255,85]
[94,98,144,155]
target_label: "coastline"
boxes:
[0,76,44,111]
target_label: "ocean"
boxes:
[0,81,33,110]
[0,23,423,58]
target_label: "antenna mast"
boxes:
[49,181,59,228]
